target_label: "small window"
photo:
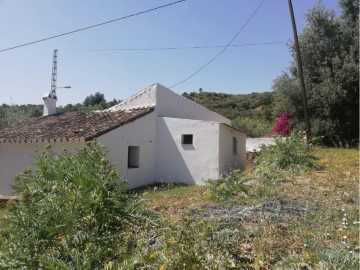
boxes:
[182,134,193,145]
[128,146,139,168]
[232,137,237,155]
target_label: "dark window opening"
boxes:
[128,146,139,168]
[233,137,237,155]
[182,134,193,145]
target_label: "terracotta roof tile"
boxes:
[0,106,154,143]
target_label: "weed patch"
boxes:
[0,142,147,269]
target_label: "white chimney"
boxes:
[43,91,57,116]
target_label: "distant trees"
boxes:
[273,0,359,145]
[83,92,106,107]
[0,93,120,128]
[82,92,120,110]
[0,104,42,128]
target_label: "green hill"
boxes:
[182,91,276,137]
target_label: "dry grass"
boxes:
[140,185,210,216]
[139,148,359,268]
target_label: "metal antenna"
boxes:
[50,49,58,93]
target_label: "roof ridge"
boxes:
[105,83,158,111]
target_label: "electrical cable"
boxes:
[59,41,286,51]
[169,0,265,88]
[0,0,186,53]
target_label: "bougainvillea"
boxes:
[274,112,292,136]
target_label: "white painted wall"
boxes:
[155,84,231,124]
[107,83,231,125]
[0,142,83,195]
[156,117,220,185]
[219,124,246,176]
[97,111,157,188]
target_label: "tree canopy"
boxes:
[273,0,359,145]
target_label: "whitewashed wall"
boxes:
[155,84,231,124]
[218,124,246,176]
[156,117,220,185]
[0,141,83,195]
[97,112,157,188]
[107,83,231,125]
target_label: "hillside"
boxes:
[183,91,276,137]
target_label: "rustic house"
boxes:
[0,83,246,194]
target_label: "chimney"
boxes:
[43,91,57,116]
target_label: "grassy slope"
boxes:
[140,148,359,268]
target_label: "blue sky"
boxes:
[0,0,339,106]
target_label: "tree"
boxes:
[83,92,106,107]
[273,0,359,145]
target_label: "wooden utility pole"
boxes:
[288,0,311,141]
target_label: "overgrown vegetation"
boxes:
[0,142,144,269]
[207,134,320,203]
[0,139,358,269]
[141,144,359,269]
[256,134,319,173]
[206,170,250,202]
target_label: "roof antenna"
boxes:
[42,50,71,116]
[42,49,59,116]
[51,49,58,94]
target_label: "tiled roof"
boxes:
[0,106,154,144]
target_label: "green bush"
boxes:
[256,133,319,173]
[250,133,320,199]
[206,170,250,202]
[0,142,143,269]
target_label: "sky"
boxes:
[0,0,340,106]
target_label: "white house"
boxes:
[0,83,246,194]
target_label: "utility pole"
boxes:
[288,0,311,141]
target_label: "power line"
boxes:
[0,0,186,53]
[169,0,265,89]
[59,41,286,51]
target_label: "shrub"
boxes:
[205,170,250,202]
[0,142,143,269]
[256,133,319,173]
[273,112,292,136]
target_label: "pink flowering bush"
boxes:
[274,112,292,136]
